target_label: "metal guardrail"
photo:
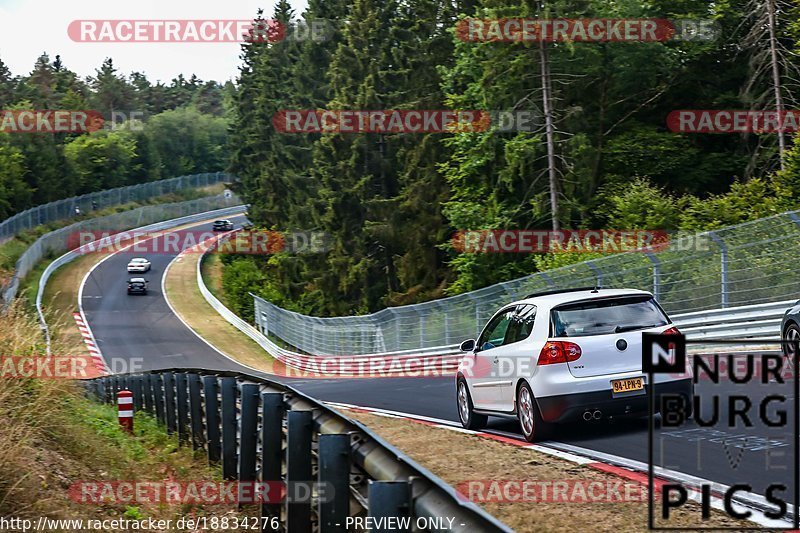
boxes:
[35,203,248,353]
[196,237,461,374]
[0,172,233,244]
[84,369,511,533]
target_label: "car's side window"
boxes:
[477,307,516,351]
[504,304,537,345]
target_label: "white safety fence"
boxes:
[252,209,800,356]
[0,172,232,244]
[200,234,795,373]
[196,234,462,376]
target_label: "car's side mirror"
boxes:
[460,339,476,352]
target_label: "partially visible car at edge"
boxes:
[781,301,800,362]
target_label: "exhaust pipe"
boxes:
[592,410,602,420]
[582,411,593,421]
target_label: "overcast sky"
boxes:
[0,0,309,84]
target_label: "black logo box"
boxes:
[643,333,799,530]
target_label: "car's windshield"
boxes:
[551,296,669,337]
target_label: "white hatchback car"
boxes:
[456,287,693,442]
[127,257,151,273]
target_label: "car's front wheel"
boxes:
[517,381,549,443]
[783,323,800,363]
[457,378,487,430]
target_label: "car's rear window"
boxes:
[550,296,669,337]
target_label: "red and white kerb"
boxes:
[118,389,134,434]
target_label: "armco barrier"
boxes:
[85,369,511,533]
[195,236,461,375]
[35,203,248,353]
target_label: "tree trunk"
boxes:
[767,0,786,169]
[540,41,559,230]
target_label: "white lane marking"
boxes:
[78,216,247,374]
[159,223,271,376]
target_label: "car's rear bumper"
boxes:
[536,378,693,423]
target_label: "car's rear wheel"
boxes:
[783,323,800,363]
[457,378,487,430]
[517,381,549,442]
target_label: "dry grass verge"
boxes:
[0,301,257,531]
[344,410,759,532]
[163,249,275,372]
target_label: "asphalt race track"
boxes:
[81,218,799,510]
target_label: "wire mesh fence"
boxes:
[253,211,800,356]
[2,193,241,303]
[0,172,233,244]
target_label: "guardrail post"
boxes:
[286,410,313,533]
[176,373,190,445]
[102,377,111,404]
[708,232,729,308]
[319,434,350,533]
[188,374,204,450]
[203,376,221,464]
[261,392,285,525]
[163,372,177,434]
[645,252,661,302]
[238,384,259,508]
[368,481,411,532]
[143,375,154,415]
[221,377,238,480]
[96,379,106,403]
[586,261,603,288]
[154,374,166,425]
[111,376,119,403]
[132,376,143,412]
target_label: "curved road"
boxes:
[80,217,797,517]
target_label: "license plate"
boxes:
[611,377,644,394]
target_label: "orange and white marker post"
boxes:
[118,389,134,434]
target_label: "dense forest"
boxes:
[223,0,800,318]
[0,54,231,219]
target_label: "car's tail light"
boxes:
[662,326,680,335]
[538,341,582,365]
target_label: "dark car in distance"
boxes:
[212,219,234,231]
[127,277,148,295]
